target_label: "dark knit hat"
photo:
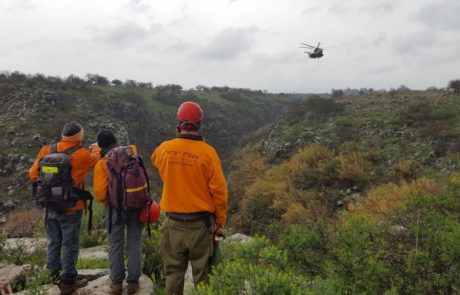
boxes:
[62,122,82,136]
[97,129,117,149]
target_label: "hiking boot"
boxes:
[127,281,140,294]
[110,282,123,295]
[59,278,88,295]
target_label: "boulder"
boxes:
[18,270,154,295]
[79,245,109,260]
[3,200,16,210]
[0,264,25,290]
[226,233,252,243]
[4,238,47,253]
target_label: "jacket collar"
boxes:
[177,133,203,141]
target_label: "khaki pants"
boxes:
[161,217,213,295]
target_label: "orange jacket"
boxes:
[93,145,138,204]
[29,139,100,211]
[151,135,228,225]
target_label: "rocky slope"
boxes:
[0,73,299,212]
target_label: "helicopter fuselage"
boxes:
[308,51,323,58]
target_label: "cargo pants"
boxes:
[161,217,214,295]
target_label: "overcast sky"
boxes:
[0,0,459,93]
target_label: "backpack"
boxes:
[107,146,151,211]
[37,143,80,211]
[106,145,151,234]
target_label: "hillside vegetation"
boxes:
[218,90,460,293]
[0,71,298,205]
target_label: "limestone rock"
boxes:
[0,264,25,289]
[227,233,252,243]
[79,245,109,260]
[4,238,47,253]
[36,270,154,295]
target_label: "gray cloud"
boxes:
[360,1,396,14]
[392,31,437,56]
[367,65,396,75]
[92,22,152,49]
[416,1,460,31]
[373,32,387,46]
[198,27,258,60]
[328,2,353,15]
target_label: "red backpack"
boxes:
[106,146,151,210]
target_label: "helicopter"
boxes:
[300,42,324,59]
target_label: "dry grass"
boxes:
[0,208,43,237]
[348,177,441,220]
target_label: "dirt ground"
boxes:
[0,208,43,238]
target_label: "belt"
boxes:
[167,215,207,223]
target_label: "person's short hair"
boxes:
[62,122,82,136]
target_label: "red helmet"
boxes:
[177,101,203,123]
[139,200,160,224]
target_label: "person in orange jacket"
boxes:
[29,122,100,294]
[92,129,142,295]
[151,101,228,294]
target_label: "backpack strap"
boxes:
[50,143,57,153]
[63,146,81,155]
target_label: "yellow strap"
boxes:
[42,166,59,173]
[126,183,148,193]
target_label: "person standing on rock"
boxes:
[93,129,147,295]
[29,122,100,294]
[151,101,228,294]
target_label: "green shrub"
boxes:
[193,262,306,295]
[12,268,51,294]
[142,228,163,284]
[277,224,328,276]
[80,201,107,248]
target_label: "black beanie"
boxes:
[97,129,117,149]
[62,122,82,136]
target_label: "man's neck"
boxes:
[179,130,199,135]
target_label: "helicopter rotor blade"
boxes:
[317,42,321,49]
[300,42,315,48]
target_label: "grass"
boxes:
[77,258,109,269]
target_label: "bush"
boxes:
[14,268,52,295]
[391,159,420,181]
[288,144,336,188]
[276,224,329,276]
[142,228,164,284]
[348,177,441,220]
[193,237,306,295]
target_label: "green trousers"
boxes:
[161,217,213,295]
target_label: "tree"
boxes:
[397,85,410,92]
[85,73,109,85]
[137,82,153,89]
[447,79,460,94]
[111,79,122,87]
[124,79,138,88]
[331,89,344,98]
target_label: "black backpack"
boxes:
[37,143,94,230]
[37,144,81,211]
